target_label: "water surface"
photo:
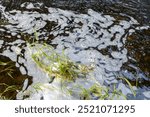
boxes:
[0,0,150,99]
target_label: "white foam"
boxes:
[0,40,4,48]
[1,2,150,100]
[143,91,150,98]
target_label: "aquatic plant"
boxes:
[118,76,136,97]
[0,60,16,99]
[24,31,93,81]
[32,83,57,93]
[28,41,93,82]
[0,96,7,100]
[79,83,126,100]
[0,83,19,100]
[0,60,15,78]
[80,88,91,100]
[0,56,29,100]
[89,84,109,99]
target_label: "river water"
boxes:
[0,0,150,100]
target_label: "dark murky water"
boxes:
[0,55,32,99]
[0,0,150,99]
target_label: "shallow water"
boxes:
[0,0,150,100]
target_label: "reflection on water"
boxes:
[0,0,150,99]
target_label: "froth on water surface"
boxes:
[0,0,150,100]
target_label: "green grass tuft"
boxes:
[29,42,93,82]
[78,83,126,100]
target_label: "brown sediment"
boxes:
[0,55,32,99]
[125,29,150,78]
